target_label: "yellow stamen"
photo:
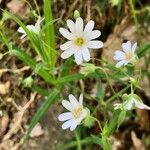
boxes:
[72,107,83,119]
[75,37,84,47]
[125,51,133,61]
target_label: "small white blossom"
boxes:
[59,17,103,65]
[17,17,44,39]
[58,93,88,131]
[113,41,137,68]
[114,97,150,110]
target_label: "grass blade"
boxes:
[25,90,59,140]
[11,46,55,84]
[44,0,56,68]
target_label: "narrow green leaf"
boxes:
[137,43,150,58]
[32,84,49,96]
[96,80,105,101]
[44,0,56,68]
[11,46,55,84]
[117,110,126,129]
[25,90,59,140]
[91,135,102,146]
[56,74,85,85]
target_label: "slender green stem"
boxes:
[33,0,41,16]
[97,67,119,101]
[90,116,102,131]
[106,85,130,104]
[75,131,82,150]
[130,83,134,94]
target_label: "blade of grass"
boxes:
[44,0,56,68]
[11,46,55,84]
[25,90,59,141]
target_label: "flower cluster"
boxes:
[58,94,88,131]
[18,17,44,39]
[59,17,103,64]
[113,41,138,68]
[17,12,150,132]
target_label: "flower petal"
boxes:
[84,20,94,32]
[62,100,72,111]
[122,41,132,53]
[17,27,25,33]
[61,48,74,59]
[59,27,74,40]
[86,41,103,49]
[115,60,128,68]
[74,50,83,65]
[86,30,101,40]
[69,94,79,108]
[135,101,150,110]
[58,112,72,121]
[67,19,75,33]
[132,42,137,53]
[79,93,83,105]
[60,41,72,50]
[20,34,26,39]
[113,51,125,60]
[81,47,90,62]
[70,120,78,131]
[62,120,72,130]
[75,17,83,34]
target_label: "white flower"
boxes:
[59,17,103,65]
[17,17,44,39]
[114,97,150,110]
[113,41,137,68]
[58,93,88,131]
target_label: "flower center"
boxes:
[72,107,83,119]
[75,37,84,47]
[125,52,133,61]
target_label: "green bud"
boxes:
[74,10,80,20]
[129,77,138,87]
[83,109,95,128]
[23,76,33,88]
[80,63,98,76]
[129,55,139,66]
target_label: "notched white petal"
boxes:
[69,94,79,107]
[122,41,132,53]
[86,30,101,40]
[82,47,90,62]
[113,51,125,60]
[62,100,72,111]
[60,41,72,50]
[84,20,94,32]
[61,48,74,59]
[75,17,83,34]
[74,50,83,65]
[79,93,83,105]
[115,60,128,68]
[132,42,137,53]
[67,19,75,33]
[59,28,74,40]
[58,112,72,121]
[87,41,103,49]
[62,120,72,130]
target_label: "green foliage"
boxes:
[25,90,59,141]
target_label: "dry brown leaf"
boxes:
[6,0,27,17]
[0,81,10,95]
[0,113,9,138]
[29,122,44,138]
[131,131,145,150]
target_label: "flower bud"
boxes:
[83,109,95,128]
[80,63,98,76]
[74,10,80,19]
[23,76,33,88]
